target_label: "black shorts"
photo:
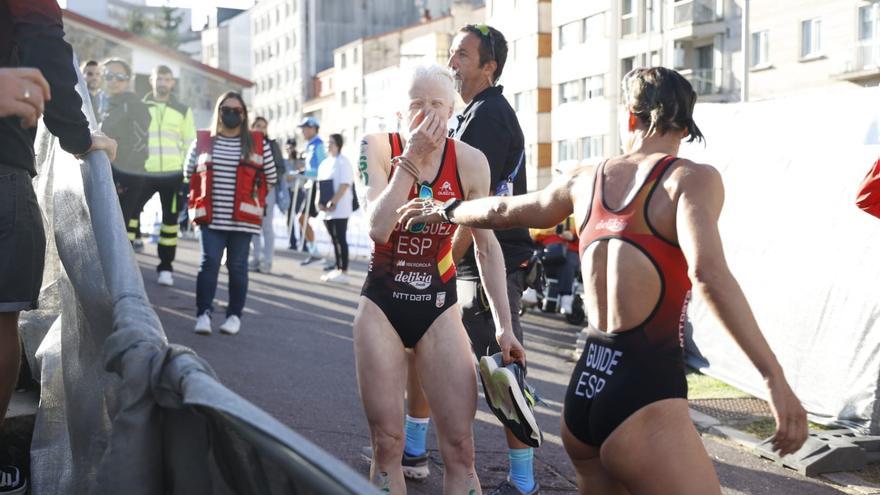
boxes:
[361,275,458,349]
[458,269,526,357]
[0,164,46,312]
[295,183,318,218]
[563,326,687,447]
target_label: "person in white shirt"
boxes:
[315,133,353,283]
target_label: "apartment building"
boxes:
[487,0,554,188]
[250,0,455,143]
[304,3,485,164]
[747,0,880,100]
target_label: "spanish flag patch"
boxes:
[437,242,456,283]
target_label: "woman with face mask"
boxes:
[184,92,278,336]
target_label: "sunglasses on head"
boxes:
[103,71,130,82]
[220,106,243,115]
[469,24,497,67]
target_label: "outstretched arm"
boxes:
[398,169,576,231]
[676,163,807,456]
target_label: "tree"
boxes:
[152,6,184,50]
[126,9,151,37]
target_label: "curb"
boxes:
[689,407,880,495]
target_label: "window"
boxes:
[353,87,360,104]
[354,47,359,64]
[585,74,604,99]
[340,53,347,69]
[801,18,821,58]
[513,92,523,112]
[558,140,578,161]
[340,90,347,107]
[621,0,635,36]
[621,56,635,77]
[860,5,877,41]
[585,13,604,40]
[751,30,769,67]
[286,36,291,51]
[559,79,583,104]
[647,0,661,32]
[559,20,582,49]
[580,136,604,160]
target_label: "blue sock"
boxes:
[509,447,535,492]
[404,415,429,457]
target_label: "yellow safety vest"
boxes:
[144,95,196,173]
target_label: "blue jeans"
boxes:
[196,227,251,318]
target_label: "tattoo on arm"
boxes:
[358,138,369,186]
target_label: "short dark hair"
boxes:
[81,60,98,71]
[285,137,297,148]
[623,67,704,143]
[459,24,508,83]
[252,116,268,126]
[329,133,344,151]
[153,65,173,77]
[102,57,132,76]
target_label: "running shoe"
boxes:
[219,315,241,335]
[157,270,174,287]
[300,255,322,266]
[325,271,349,284]
[194,313,211,335]
[359,446,430,480]
[487,478,540,495]
[0,465,27,494]
[478,353,543,448]
[131,239,144,253]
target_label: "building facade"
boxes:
[250,0,465,143]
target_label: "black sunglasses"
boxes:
[103,71,130,82]
[469,24,497,67]
[220,106,244,115]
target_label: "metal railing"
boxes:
[673,0,717,26]
[856,41,880,70]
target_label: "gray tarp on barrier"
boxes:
[18,68,378,494]
[681,86,880,433]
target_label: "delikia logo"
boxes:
[595,218,627,232]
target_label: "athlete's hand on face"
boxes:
[402,109,446,166]
[0,67,51,128]
[767,376,808,456]
[498,330,526,368]
[397,197,445,230]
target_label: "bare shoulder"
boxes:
[669,158,723,189]
[451,139,489,172]
[363,133,391,153]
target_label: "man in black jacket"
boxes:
[99,57,151,251]
[0,0,116,489]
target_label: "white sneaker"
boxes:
[219,315,241,335]
[560,295,574,314]
[320,269,338,282]
[325,271,349,284]
[259,262,271,274]
[157,270,174,287]
[194,313,212,335]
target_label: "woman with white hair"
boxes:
[353,65,526,494]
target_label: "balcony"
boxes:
[673,0,717,26]
[834,41,880,83]
[678,68,738,101]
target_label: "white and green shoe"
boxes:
[479,353,543,448]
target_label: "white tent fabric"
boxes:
[681,86,880,433]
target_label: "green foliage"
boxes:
[125,6,184,50]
